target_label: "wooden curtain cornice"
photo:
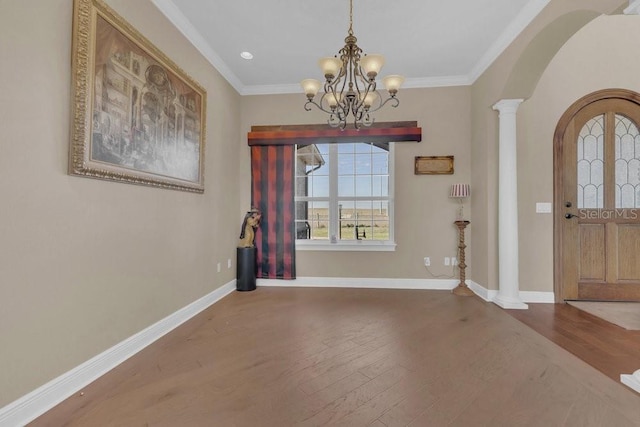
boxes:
[248,121,422,146]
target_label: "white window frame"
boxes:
[296,142,396,252]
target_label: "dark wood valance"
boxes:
[248,121,422,146]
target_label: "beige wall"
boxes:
[517,13,640,292]
[469,0,625,291]
[241,87,472,279]
[0,0,241,406]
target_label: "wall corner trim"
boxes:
[0,281,237,427]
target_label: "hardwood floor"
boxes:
[31,288,640,426]
[506,302,640,383]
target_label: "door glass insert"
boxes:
[615,114,640,208]
[577,115,604,208]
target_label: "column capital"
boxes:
[492,99,524,114]
[624,0,640,15]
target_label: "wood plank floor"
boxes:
[30,288,640,426]
[505,302,640,383]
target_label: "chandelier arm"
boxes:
[304,98,339,116]
[333,107,348,130]
[364,94,400,115]
[329,72,351,120]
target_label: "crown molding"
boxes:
[150,0,244,93]
[468,0,551,83]
[152,0,549,96]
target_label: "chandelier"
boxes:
[300,0,404,130]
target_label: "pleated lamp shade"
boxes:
[450,184,470,199]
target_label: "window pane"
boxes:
[355,155,372,175]
[295,200,310,239]
[338,176,355,197]
[577,115,604,208]
[373,175,388,197]
[373,201,390,240]
[338,153,355,175]
[338,201,355,240]
[615,114,640,208]
[355,143,373,153]
[339,201,391,241]
[355,176,372,197]
[309,175,329,198]
[372,154,388,174]
[338,143,355,154]
[307,201,329,240]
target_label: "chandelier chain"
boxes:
[348,0,353,36]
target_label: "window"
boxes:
[295,142,395,251]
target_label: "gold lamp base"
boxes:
[452,283,474,296]
[453,220,473,297]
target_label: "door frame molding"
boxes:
[553,88,640,302]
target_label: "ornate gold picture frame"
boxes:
[69,0,206,192]
[414,156,454,175]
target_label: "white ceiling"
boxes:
[151,0,551,95]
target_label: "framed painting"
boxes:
[414,156,454,175]
[69,0,206,192]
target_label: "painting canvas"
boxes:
[69,0,206,192]
[414,156,454,175]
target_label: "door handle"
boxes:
[565,213,577,219]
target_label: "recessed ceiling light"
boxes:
[240,51,254,60]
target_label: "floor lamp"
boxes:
[450,184,473,296]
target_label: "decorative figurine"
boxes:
[238,208,261,248]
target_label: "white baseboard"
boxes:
[621,370,640,394]
[0,281,236,427]
[468,281,554,304]
[259,278,554,305]
[258,277,459,290]
[519,291,556,303]
[467,281,493,301]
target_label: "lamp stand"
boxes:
[453,220,474,296]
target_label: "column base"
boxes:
[493,294,528,310]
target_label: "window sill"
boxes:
[296,241,397,252]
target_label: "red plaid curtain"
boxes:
[250,145,296,279]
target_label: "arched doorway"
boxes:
[554,89,640,301]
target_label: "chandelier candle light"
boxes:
[300,0,404,130]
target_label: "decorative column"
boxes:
[492,99,528,309]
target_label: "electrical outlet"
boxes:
[424,257,430,266]
[452,257,458,266]
[444,257,450,266]
[217,262,221,273]
[227,258,232,269]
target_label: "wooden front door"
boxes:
[555,90,640,301]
